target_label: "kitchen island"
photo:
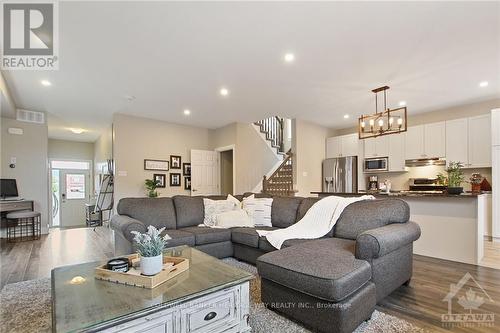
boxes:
[312,191,492,265]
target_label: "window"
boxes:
[51,160,90,170]
[66,174,85,199]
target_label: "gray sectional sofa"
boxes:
[111,194,421,333]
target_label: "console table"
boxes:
[0,200,34,229]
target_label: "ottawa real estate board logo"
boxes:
[1,1,59,70]
[442,272,495,328]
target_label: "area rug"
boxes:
[0,258,424,333]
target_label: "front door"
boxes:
[60,170,90,227]
[191,150,219,195]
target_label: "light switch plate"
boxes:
[118,171,127,176]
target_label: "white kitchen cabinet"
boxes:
[468,114,491,168]
[405,125,425,159]
[405,122,445,159]
[326,137,342,158]
[341,134,359,157]
[446,118,469,166]
[388,134,406,172]
[424,122,446,158]
[326,134,358,158]
[363,136,388,158]
[363,138,377,158]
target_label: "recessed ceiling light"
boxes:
[479,81,489,87]
[343,114,350,119]
[219,88,229,96]
[399,101,407,106]
[284,53,295,63]
[69,128,85,134]
[41,80,51,86]
[183,109,191,116]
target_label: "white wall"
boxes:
[94,125,113,189]
[113,114,212,202]
[48,139,94,161]
[1,117,49,234]
[234,123,281,194]
[293,119,334,197]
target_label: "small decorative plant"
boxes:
[131,226,171,275]
[437,162,465,194]
[145,178,160,198]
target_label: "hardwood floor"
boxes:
[0,227,114,289]
[1,227,500,332]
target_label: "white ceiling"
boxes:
[2,1,499,142]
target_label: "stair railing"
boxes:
[254,116,285,153]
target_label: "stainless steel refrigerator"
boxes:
[322,156,358,193]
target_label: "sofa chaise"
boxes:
[111,194,421,333]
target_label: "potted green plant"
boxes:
[437,162,465,195]
[131,226,171,276]
[145,178,160,198]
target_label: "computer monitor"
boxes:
[0,179,19,199]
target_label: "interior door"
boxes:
[60,170,90,227]
[191,150,219,195]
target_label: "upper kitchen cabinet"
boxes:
[341,133,359,157]
[326,136,342,158]
[424,122,446,158]
[405,122,445,159]
[364,136,389,158]
[405,125,425,159]
[388,134,406,172]
[326,134,358,158]
[468,114,491,167]
[445,118,468,166]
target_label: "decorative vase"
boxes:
[140,254,163,276]
[447,187,463,195]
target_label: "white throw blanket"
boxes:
[256,195,375,249]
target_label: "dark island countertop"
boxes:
[310,191,490,198]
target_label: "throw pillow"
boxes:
[243,197,273,227]
[203,198,236,226]
[216,210,254,228]
[227,194,242,209]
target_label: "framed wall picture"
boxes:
[183,163,191,176]
[170,155,181,169]
[184,177,191,190]
[153,174,166,188]
[170,173,181,187]
[144,159,169,171]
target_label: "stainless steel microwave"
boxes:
[364,157,389,172]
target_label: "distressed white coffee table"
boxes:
[51,246,252,333]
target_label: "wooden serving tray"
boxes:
[95,254,189,289]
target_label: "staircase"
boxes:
[254,116,295,196]
[262,150,295,196]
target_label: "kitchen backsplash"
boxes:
[369,166,492,192]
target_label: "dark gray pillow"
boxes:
[271,197,303,228]
[173,196,204,228]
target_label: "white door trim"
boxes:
[215,145,236,195]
